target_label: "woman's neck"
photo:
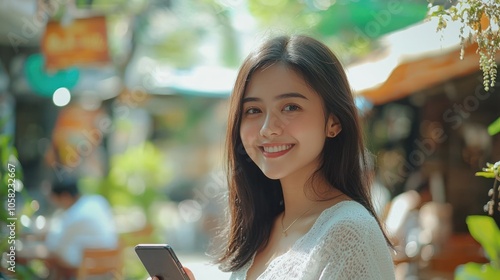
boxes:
[279,170,338,217]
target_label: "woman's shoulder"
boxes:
[313,200,383,238]
[300,201,395,279]
[323,200,377,222]
[307,201,392,259]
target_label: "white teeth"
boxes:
[263,145,292,153]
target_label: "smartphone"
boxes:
[135,244,190,280]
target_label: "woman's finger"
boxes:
[183,267,196,280]
[147,270,191,280]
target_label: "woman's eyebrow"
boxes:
[242,97,260,104]
[275,92,309,100]
[242,92,309,104]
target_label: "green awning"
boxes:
[316,0,428,38]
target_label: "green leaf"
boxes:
[455,262,500,279]
[475,171,496,178]
[488,117,500,136]
[466,215,500,262]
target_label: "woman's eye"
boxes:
[283,104,301,112]
[244,107,261,114]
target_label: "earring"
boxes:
[328,132,336,138]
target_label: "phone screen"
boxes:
[135,244,190,280]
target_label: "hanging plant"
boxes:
[428,0,500,91]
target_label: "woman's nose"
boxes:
[260,110,284,137]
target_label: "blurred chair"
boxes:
[119,223,155,248]
[118,224,155,279]
[77,247,123,280]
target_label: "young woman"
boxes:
[154,34,395,280]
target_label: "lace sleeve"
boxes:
[315,215,395,280]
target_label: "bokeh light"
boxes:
[52,87,71,107]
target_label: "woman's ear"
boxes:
[326,114,342,138]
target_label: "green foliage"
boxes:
[247,0,427,36]
[459,163,500,278]
[455,215,500,279]
[0,135,17,270]
[476,161,500,179]
[0,132,34,279]
[152,29,202,69]
[81,141,172,221]
[246,0,427,59]
[80,141,171,279]
[76,0,148,11]
[455,261,500,279]
[466,215,500,264]
[248,0,309,32]
[488,116,500,136]
[428,0,500,92]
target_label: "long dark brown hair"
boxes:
[217,34,390,271]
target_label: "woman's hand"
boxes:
[147,266,196,280]
[183,267,196,280]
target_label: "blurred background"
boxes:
[0,0,499,279]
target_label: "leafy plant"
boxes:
[428,0,500,92]
[80,141,172,221]
[0,127,34,279]
[455,159,500,278]
[455,215,500,279]
[467,216,500,265]
[453,111,500,278]
[488,116,500,136]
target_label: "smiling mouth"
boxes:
[260,144,294,157]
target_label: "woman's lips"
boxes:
[260,144,294,158]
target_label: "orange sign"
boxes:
[41,16,110,71]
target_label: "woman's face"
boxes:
[240,63,337,180]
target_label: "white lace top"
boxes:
[229,201,395,280]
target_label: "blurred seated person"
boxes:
[45,176,118,279]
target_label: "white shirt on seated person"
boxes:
[45,194,118,267]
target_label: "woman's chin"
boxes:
[260,170,285,180]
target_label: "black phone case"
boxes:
[135,244,190,280]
